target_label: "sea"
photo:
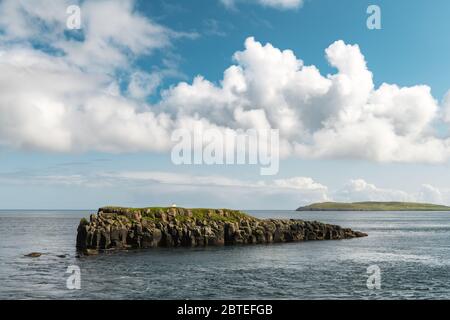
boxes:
[1,210,449,300]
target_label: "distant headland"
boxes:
[76,207,367,255]
[296,201,450,211]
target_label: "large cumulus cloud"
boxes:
[159,37,450,162]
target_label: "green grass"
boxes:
[101,206,166,213]
[100,207,250,224]
[297,201,450,211]
[175,209,248,223]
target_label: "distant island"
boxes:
[297,201,450,211]
[76,206,367,255]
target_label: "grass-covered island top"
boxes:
[297,201,450,211]
[99,206,249,223]
[76,206,367,254]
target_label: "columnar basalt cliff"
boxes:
[76,207,367,254]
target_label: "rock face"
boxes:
[76,207,367,254]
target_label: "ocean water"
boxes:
[1,210,450,300]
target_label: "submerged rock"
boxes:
[24,252,42,258]
[76,207,368,255]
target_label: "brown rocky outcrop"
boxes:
[76,207,367,255]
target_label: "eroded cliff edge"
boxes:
[76,207,368,254]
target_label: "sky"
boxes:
[1,0,450,209]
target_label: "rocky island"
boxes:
[76,207,367,255]
[297,201,450,211]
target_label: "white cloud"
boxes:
[0,0,187,69]
[0,169,329,206]
[0,45,175,152]
[331,179,450,205]
[273,177,327,191]
[442,90,450,123]
[334,179,413,202]
[103,171,327,196]
[102,171,259,188]
[0,169,325,194]
[0,0,188,152]
[159,37,450,163]
[220,0,304,10]
[260,0,303,9]
[417,184,445,204]
[127,71,162,99]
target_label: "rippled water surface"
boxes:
[1,210,450,299]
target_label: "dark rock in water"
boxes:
[25,252,42,258]
[76,207,368,255]
[56,255,67,258]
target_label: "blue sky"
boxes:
[1,0,450,209]
[139,0,450,99]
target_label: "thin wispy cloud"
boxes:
[1,169,447,205]
[220,0,304,10]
